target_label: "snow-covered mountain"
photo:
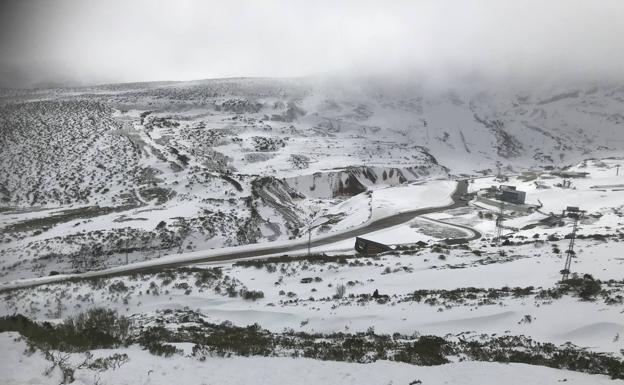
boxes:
[1,77,624,276]
[3,78,624,384]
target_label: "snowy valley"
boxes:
[2,78,624,384]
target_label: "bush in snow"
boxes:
[108,280,129,293]
[147,342,181,357]
[0,308,130,352]
[240,289,265,301]
[335,284,347,299]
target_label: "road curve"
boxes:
[419,216,482,244]
[1,180,473,291]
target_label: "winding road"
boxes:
[0,180,481,291]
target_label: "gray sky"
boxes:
[1,0,623,88]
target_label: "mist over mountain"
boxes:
[2,0,624,88]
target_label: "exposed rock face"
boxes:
[336,174,368,196]
[249,176,306,239]
[284,164,448,199]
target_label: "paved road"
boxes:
[1,180,473,290]
[117,180,470,271]
[419,216,482,244]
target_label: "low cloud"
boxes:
[1,0,623,88]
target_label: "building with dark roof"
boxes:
[500,188,526,204]
[354,237,392,255]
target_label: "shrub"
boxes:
[562,274,602,301]
[233,253,352,268]
[335,284,347,299]
[0,308,129,352]
[64,308,130,346]
[87,353,129,371]
[191,323,273,357]
[240,289,264,301]
[394,336,452,365]
[579,279,602,300]
[147,342,180,357]
[108,281,128,293]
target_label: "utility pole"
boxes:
[560,206,585,282]
[125,237,129,265]
[617,164,620,176]
[495,166,505,246]
[306,208,321,257]
[304,206,330,257]
[495,200,504,245]
[495,161,503,181]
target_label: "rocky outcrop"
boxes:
[284,164,448,199]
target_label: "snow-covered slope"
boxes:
[2,332,620,385]
[3,78,624,384]
[2,77,624,278]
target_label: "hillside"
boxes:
[1,78,624,278]
[2,78,624,384]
